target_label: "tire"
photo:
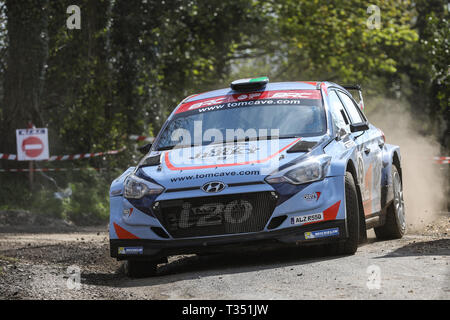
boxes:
[327,171,360,255]
[374,165,406,240]
[124,260,158,278]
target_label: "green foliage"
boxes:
[252,1,418,89]
[0,175,34,211]
[0,169,112,225]
[62,181,109,226]
[30,188,65,219]
[0,178,64,220]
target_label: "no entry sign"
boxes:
[16,128,49,161]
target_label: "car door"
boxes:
[337,90,382,215]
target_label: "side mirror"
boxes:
[350,122,369,133]
[138,143,152,155]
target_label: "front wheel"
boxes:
[327,171,360,255]
[374,165,406,239]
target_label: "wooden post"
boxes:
[28,161,34,190]
[27,121,34,191]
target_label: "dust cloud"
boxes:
[365,97,447,232]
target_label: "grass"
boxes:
[0,255,18,263]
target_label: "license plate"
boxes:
[290,212,323,225]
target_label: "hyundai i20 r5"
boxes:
[109,77,406,277]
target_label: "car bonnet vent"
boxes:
[287,140,317,153]
[142,154,161,166]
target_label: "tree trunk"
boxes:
[0,0,48,154]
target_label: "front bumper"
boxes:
[109,175,347,260]
[110,219,347,260]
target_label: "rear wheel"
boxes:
[327,171,360,255]
[124,260,157,278]
[374,165,406,239]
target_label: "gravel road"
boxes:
[0,216,449,300]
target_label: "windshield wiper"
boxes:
[157,145,190,151]
[156,145,176,151]
[156,144,197,151]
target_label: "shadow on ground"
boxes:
[81,244,348,288]
[0,225,107,234]
[375,238,450,258]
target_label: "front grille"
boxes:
[153,192,277,238]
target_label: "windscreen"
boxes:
[155,90,326,150]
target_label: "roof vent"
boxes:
[230,76,269,91]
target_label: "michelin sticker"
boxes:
[118,247,144,255]
[304,228,339,239]
[290,212,323,225]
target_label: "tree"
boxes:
[0,0,49,154]
[406,0,449,150]
[268,0,418,89]
[0,1,7,104]
[38,0,124,169]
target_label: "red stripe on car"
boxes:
[323,200,341,220]
[113,222,140,239]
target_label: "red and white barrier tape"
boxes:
[46,147,125,161]
[0,168,108,172]
[0,134,152,160]
[0,134,154,161]
[0,147,125,161]
[0,153,16,160]
[129,135,154,142]
[434,157,450,164]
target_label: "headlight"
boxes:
[124,174,164,199]
[265,155,331,185]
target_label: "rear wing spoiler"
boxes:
[342,84,364,110]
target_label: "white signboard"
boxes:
[16,128,49,161]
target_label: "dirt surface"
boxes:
[0,214,449,300]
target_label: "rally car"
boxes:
[109,77,406,277]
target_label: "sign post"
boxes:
[16,128,49,189]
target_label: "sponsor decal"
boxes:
[165,137,300,171]
[170,170,260,182]
[270,92,315,99]
[303,192,321,202]
[176,90,321,114]
[188,97,227,110]
[190,143,259,161]
[304,227,339,239]
[363,163,373,215]
[171,199,253,229]
[356,152,365,186]
[123,208,133,217]
[118,247,144,255]
[290,212,324,225]
[236,93,262,100]
[344,140,355,149]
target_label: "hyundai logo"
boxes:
[201,181,227,193]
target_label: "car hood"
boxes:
[139,137,325,189]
